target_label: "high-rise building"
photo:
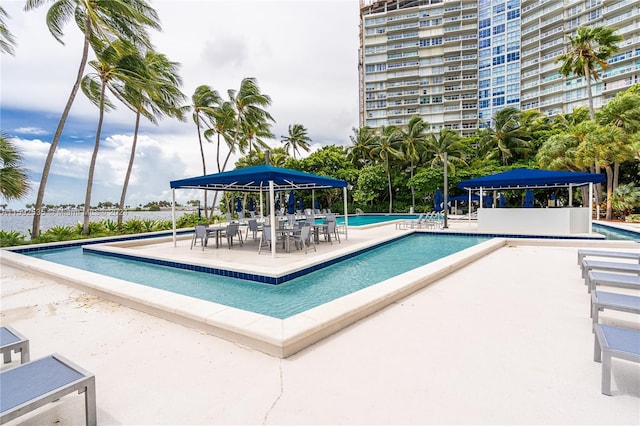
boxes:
[359,0,640,136]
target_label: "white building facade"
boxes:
[359,0,640,135]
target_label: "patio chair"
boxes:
[222,223,243,249]
[258,225,286,254]
[1,326,30,364]
[190,225,208,250]
[321,219,340,244]
[293,225,316,254]
[0,353,97,425]
[578,249,640,266]
[245,219,260,241]
[593,324,640,396]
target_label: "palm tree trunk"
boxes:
[613,161,620,191]
[83,83,107,235]
[195,114,208,218]
[117,111,141,227]
[585,63,595,120]
[605,165,613,220]
[31,17,92,240]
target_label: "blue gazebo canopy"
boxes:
[458,168,605,190]
[170,164,348,192]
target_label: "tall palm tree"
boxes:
[399,115,428,210]
[556,26,623,120]
[422,128,467,173]
[347,126,376,167]
[25,0,160,239]
[190,85,221,218]
[228,77,274,157]
[369,125,403,213]
[281,124,311,159]
[0,6,16,55]
[203,101,236,173]
[0,134,30,200]
[117,51,187,226]
[478,107,531,165]
[80,39,143,234]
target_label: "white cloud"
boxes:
[13,127,49,135]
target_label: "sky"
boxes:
[0,0,360,209]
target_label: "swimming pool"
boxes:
[336,214,419,227]
[25,233,488,319]
[592,223,640,242]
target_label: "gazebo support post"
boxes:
[589,182,593,233]
[343,186,349,240]
[172,189,177,247]
[269,180,276,258]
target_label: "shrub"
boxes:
[0,230,26,247]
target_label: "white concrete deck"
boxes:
[1,219,639,424]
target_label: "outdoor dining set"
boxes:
[189,212,340,254]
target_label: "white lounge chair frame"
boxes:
[586,270,640,293]
[0,353,96,425]
[0,326,30,364]
[591,291,640,326]
[577,249,640,266]
[593,324,640,396]
[581,259,640,280]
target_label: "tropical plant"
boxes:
[25,0,160,239]
[117,50,187,226]
[556,26,623,120]
[0,6,16,55]
[281,123,311,159]
[347,126,376,167]
[610,183,640,220]
[369,125,404,213]
[228,77,274,156]
[42,224,77,241]
[0,133,30,200]
[0,230,25,247]
[477,107,531,165]
[422,128,467,173]
[399,115,428,211]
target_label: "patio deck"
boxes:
[1,220,639,424]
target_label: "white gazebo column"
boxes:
[343,186,349,240]
[269,181,276,258]
[171,189,177,247]
[588,182,593,233]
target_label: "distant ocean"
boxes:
[0,210,193,237]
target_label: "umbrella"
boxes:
[314,199,320,211]
[298,199,304,211]
[235,197,242,212]
[499,193,505,208]
[275,199,280,210]
[523,189,535,208]
[248,198,255,212]
[434,188,444,212]
[287,190,296,214]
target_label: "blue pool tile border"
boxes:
[81,233,416,285]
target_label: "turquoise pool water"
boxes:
[592,223,640,242]
[26,234,488,319]
[335,214,419,226]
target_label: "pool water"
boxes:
[335,214,419,226]
[592,223,640,242]
[27,234,488,319]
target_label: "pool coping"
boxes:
[3,234,638,358]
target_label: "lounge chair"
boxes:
[190,225,208,251]
[586,271,640,293]
[1,326,30,364]
[591,291,640,326]
[0,353,96,425]
[593,324,640,396]
[581,259,640,280]
[578,249,640,266]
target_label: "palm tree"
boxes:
[80,39,143,234]
[369,125,404,213]
[556,26,623,120]
[281,124,311,159]
[478,107,531,165]
[228,77,274,156]
[0,6,16,55]
[347,126,376,166]
[203,101,236,173]
[399,116,428,210]
[0,134,30,200]
[190,85,221,218]
[25,0,160,239]
[422,129,467,173]
[117,51,187,226]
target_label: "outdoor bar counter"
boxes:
[477,207,591,235]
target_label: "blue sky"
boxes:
[1,0,360,209]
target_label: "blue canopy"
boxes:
[170,164,348,191]
[458,168,605,190]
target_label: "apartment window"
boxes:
[492,97,505,106]
[479,79,491,88]
[493,45,505,55]
[507,62,520,72]
[507,73,520,83]
[479,89,490,98]
[479,100,489,108]
[432,19,442,25]
[493,35,505,45]
[365,64,375,73]
[479,0,491,7]
[432,37,443,45]
[479,69,491,78]
[433,76,443,83]
[432,96,443,103]
[493,14,505,25]
[507,83,520,93]
[479,59,491,69]
[493,65,505,75]
[420,39,431,47]
[507,95,519,104]
[507,0,520,9]
[493,86,505,96]
[507,41,519,52]
[376,64,387,71]
[493,76,505,85]
[480,48,491,58]
[493,3,505,14]
[507,52,520,62]
[507,9,520,20]
[493,55,505,65]
[493,24,505,35]
[479,39,491,49]
[377,100,387,108]
[587,8,602,21]
[479,18,491,29]
[479,29,491,38]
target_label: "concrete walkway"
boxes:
[2,236,639,424]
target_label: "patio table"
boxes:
[206,226,226,249]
